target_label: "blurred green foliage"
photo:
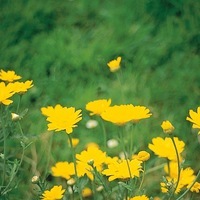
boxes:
[0,0,200,199]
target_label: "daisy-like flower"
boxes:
[51,162,75,180]
[128,195,149,200]
[76,146,107,180]
[41,185,65,200]
[107,57,121,72]
[86,99,111,116]
[0,69,21,82]
[186,107,200,134]
[0,82,15,105]
[101,104,152,125]
[9,80,33,94]
[161,120,175,134]
[102,158,142,181]
[161,162,197,194]
[148,137,185,161]
[41,104,82,134]
[101,104,135,125]
[133,151,150,162]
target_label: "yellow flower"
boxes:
[107,56,121,72]
[51,162,75,180]
[148,137,185,161]
[76,146,107,180]
[128,195,149,200]
[41,104,82,134]
[101,104,135,125]
[101,104,152,125]
[161,162,197,194]
[186,107,200,134]
[0,69,21,82]
[161,120,175,134]
[81,187,92,198]
[86,99,111,116]
[41,185,65,200]
[9,80,33,94]
[189,182,200,193]
[102,158,142,181]
[0,82,15,105]
[133,151,150,162]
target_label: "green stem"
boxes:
[1,105,6,186]
[2,145,25,195]
[68,134,83,200]
[100,118,107,149]
[17,121,24,137]
[168,137,181,199]
[176,170,200,200]
[44,133,53,178]
[115,70,125,103]
[138,162,146,191]
[16,95,22,113]
[119,128,132,180]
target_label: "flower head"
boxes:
[128,195,149,200]
[9,80,33,94]
[101,104,152,125]
[76,146,107,180]
[41,185,65,200]
[68,138,79,148]
[86,99,111,116]
[107,57,121,72]
[133,151,150,162]
[101,104,135,125]
[148,137,185,161]
[0,82,15,105]
[186,107,200,134]
[161,120,175,134]
[0,69,21,82]
[161,162,197,194]
[51,162,75,180]
[102,158,142,181]
[41,104,82,134]
[189,182,200,193]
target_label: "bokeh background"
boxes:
[0,0,200,199]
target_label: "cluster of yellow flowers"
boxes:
[2,57,199,200]
[0,69,33,105]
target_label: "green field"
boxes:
[0,0,200,199]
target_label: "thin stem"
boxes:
[68,134,83,200]
[168,137,181,199]
[17,121,24,137]
[138,162,146,191]
[2,144,25,195]
[115,70,125,103]
[16,95,22,113]
[129,124,136,157]
[176,170,200,200]
[100,118,107,149]
[119,128,132,179]
[44,133,53,178]
[0,105,6,186]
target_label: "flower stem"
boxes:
[176,170,200,200]
[168,137,181,199]
[100,118,107,149]
[68,134,83,200]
